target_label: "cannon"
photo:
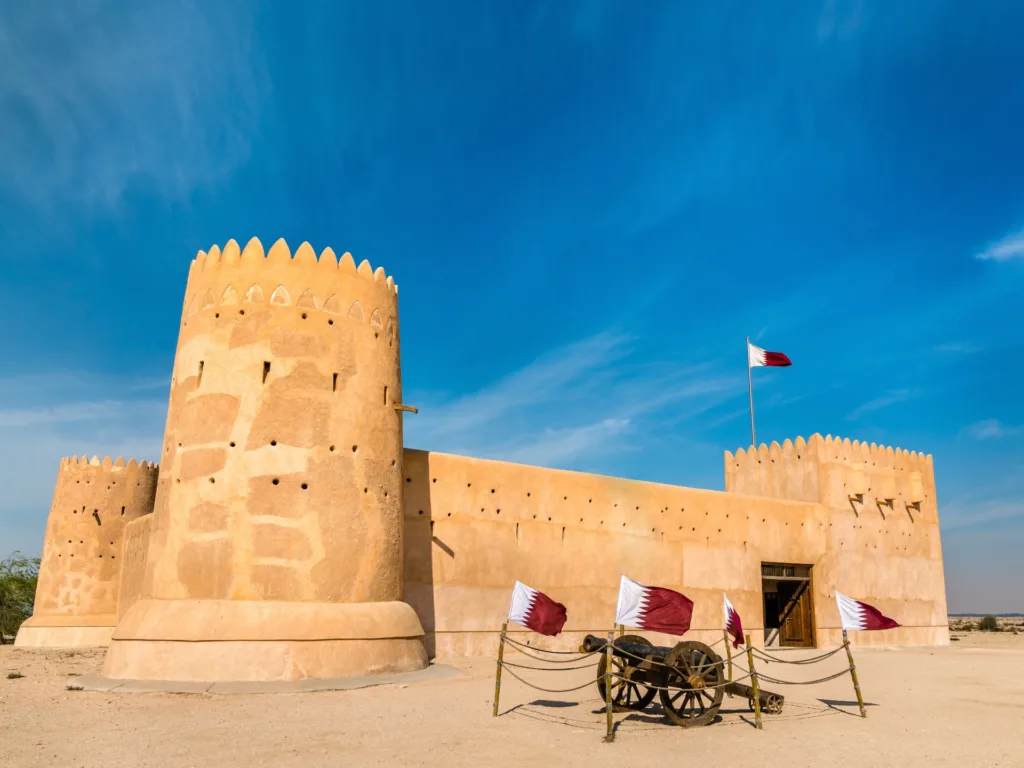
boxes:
[581,634,784,727]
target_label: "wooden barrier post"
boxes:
[843,629,867,718]
[724,630,733,682]
[604,630,616,743]
[492,621,507,717]
[745,633,763,730]
[617,624,625,638]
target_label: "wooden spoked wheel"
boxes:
[659,641,725,727]
[597,635,657,712]
[749,693,784,715]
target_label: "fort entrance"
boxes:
[762,562,816,648]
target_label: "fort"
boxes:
[15,238,950,682]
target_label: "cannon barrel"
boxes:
[581,634,608,653]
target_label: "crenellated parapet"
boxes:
[725,433,935,517]
[15,455,158,648]
[181,238,398,345]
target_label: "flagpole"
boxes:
[746,336,756,448]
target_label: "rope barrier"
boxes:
[496,663,602,694]
[755,668,854,686]
[752,646,845,665]
[502,636,601,662]
[499,659,599,672]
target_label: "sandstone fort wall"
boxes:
[104,239,426,682]
[15,456,158,647]
[403,438,948,657]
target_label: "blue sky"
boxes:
[1,1,1022,612]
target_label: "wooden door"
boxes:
[778,581,814,648]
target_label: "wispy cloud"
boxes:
[975,227,1024,261]
[0,371,166,553]
[964,419,1024,440]
[846,388,917,421]
[933,342,981,355]
[0,2,267,212]
[405,330,741,468]
[943,495,1024,532]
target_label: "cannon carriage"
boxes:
[581,634,784,727]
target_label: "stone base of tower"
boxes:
[14,614,117,648]
[102,599,428,682]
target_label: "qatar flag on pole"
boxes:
[836,591,900,631]
[748,340,792,368]
[507,582,568,636]
[723,594,744,648]
[615,576,694,636]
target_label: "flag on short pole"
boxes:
[723,593,744,648]
[615,576,694,636]
[836,591,900,631]
[747,341,792,368]
[507,581,568,636]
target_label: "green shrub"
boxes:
[7,672,24,679]
[0,552,39,643]
[978,615,999,632]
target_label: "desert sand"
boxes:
[2,632,1022,768]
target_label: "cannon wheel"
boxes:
[748,693,784,715]
[596,635,657,712]
[659,641,724,727]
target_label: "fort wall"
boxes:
[15,456,158,648]
[404,441,948,658]
[724,434,948,647]
[116,515,152,622]
[104,239,426,682]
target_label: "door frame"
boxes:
[760,561,817,649]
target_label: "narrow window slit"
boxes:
[262,361,271,384]
[196,361,204,387]
[383,385,388,405]
[332,373,338,392]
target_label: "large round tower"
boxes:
[104,238,427,681]
[15,456,158,647]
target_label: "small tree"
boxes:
[0,552,40,643]
[978,615,999,632]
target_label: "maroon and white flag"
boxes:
[615,576,693,636]
[836,591,900,631]
[507,581,568,636]
[748,340,792,368]
[723,593,744,648]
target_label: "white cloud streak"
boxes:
[976,228,1024,262]
[0,1,267,212]
[0,372,166,554]
[404,330,742,469]
[964,419,1024,440]
[846,388,917,421]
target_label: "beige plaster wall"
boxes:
[105,238,426,681]
[403,441,949,658]
[117,515,151,621]
[142,238,404,604]
[15,456,157,647]
[725,434,949,647]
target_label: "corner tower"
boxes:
[16,456,158,647]
[104,238,427,681]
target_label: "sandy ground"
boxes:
[1,633,1022,768]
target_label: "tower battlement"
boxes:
[15,455,158,648]
[181,238,398,339]
[725,433,936,518]
[105,236,426,683]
